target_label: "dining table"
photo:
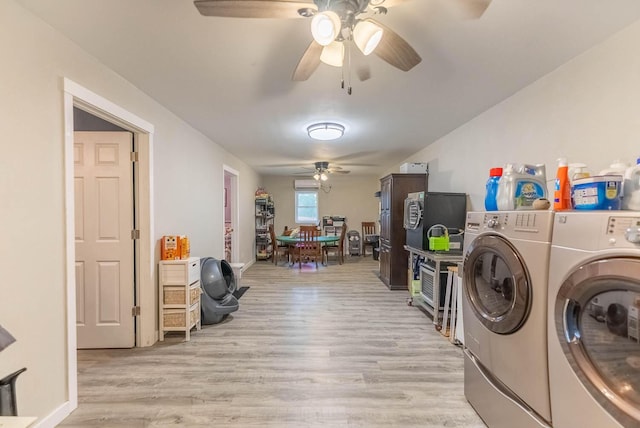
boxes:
[276,235,341,266]
[276,235,341,245]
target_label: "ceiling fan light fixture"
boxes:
[320,41,344,67]
[313,172,321,181]
[321,172,328,181]
[353,20,384,55]
[311,11,341,46]
[307,122,345,141]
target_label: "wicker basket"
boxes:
[163,310,186,328]
[163,287,201,305]
[189,306,199,326]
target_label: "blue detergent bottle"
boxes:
[484,167,503,211]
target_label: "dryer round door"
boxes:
[557,257,640,427]
[463,234,531,335]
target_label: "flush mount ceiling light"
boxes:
[307,122,345,141]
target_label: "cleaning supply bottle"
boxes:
[599,160,628,176]
[554,158,571,210]
[569,163,590,184]
[623,157,640,210]
[568,163,590,208]
[496,163,547,210]
[484,167,503,211]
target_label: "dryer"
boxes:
[463,211,554,428]
[548,211,640,428]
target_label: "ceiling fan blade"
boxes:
[452,0,492,19]
[292,41,323,81]
[331,170,351,174]
[370,20,422,72]
[194,0,316,19]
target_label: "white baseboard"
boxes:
[32,401,74,428]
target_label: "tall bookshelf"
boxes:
[255,195,275,261]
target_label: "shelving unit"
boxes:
[405,245,463,330]
[255,196,275,261]
[159,257,201,341]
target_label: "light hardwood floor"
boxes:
[60,257,485,427]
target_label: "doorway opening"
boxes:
[63,78,155,415]
[223,166,239,262]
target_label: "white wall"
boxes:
[261,175,380,237]
[391,19,640,210]
[0,0,259,422]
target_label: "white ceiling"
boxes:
[17,0,640,176]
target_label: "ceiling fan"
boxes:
[194,0,491,83]
[296,161,350,180]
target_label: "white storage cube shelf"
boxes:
[159,257,201,341]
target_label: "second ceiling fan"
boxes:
[194,0,491,82]
[295,161,350,180]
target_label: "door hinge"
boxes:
[132,306,141,317]
[130,151,139,162]
[131,229,140,240]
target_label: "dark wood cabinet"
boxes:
[379,173,427,290]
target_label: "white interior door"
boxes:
[74,131,135,348]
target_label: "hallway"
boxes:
[61,258,484,427]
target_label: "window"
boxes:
[295,190,318,224]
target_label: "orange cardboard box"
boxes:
[179,236,190,259]
[161,235,180,260]
[161,235,190,260]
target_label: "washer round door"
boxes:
[463,234,531,335]
[557,257,640,427]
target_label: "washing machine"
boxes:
[462,211,554,428]
[548,211,640,427]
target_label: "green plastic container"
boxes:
[427,225,450,251]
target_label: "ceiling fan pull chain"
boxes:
[347,35,353,95]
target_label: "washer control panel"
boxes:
[608,216,640,245]
[465,211,554,242]
[553,212,640,249]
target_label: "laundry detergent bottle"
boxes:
[553,157,571,210]
[623,157,640,210]
[599,160,628,176]
[496,163,547,210]
[484,167,503,211]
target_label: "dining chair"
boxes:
[362,221,377,257]
[295,228,322,269]
[324,224,347,265]
[299,225,318,232]
[269,224,289,265]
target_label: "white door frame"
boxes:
[61,78,155,417]
[223,165,240,262]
